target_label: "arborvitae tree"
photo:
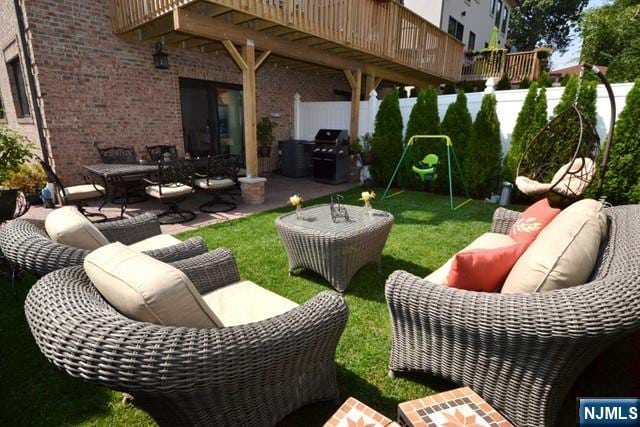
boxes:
[560,74,571,87]
[371,89,404,186]
[399,88,440,190]
[439,90,473,194]
[463,94,502,198]
[600,78,640,204]
[537,72,553,88]
[519,77,532,89]
[442,82,456,95]
[459,81,475,93]
[496,73,512,90]
[504,83,539,182]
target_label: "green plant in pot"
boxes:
[358,133,374,165]
[257,116,276,158]
[2,163,47,204]
[0,126,33,221]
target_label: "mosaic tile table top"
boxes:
[397,387,513,427]
[324,397,400,427]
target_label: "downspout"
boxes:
[14,0,49,163]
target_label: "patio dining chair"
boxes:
[39,159,107,221]
[144,159,195,224]
[194,154,240,213]
[96,145,147,206]
[146,144,178,162]
[96,145,138,164]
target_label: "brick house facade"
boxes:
[0,0,350,184]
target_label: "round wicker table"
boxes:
[275,204,394,292]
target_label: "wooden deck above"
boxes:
[461,49,546,84]
[108,0,465,86]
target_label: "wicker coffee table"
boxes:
[275,204,394,292]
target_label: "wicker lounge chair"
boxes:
[385,205,640,427]
[0,213,207,279]
[24,248,348,426]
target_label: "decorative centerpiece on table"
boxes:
[329,194,350,223]
[288,194,304,220]
[359,191,375,216]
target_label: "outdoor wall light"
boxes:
[152,42,169,70]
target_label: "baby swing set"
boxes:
[381,63,616,209]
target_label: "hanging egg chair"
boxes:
[515,63,616,207]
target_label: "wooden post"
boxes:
[345,69,362,143]
[365,74,383,97]
[223,39,271,178]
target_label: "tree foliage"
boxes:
[0,126,33,184]
[496,74,512,90]
[600,78,640,204]
[581,0,640,82]
[504,83,540,182]
[371,89,404,186]
[439,91,473,194]
[509,0,589,52]
[399,88,440,190]
[536,72,553,88]
[463,94,502,198]
[519,77,532,89]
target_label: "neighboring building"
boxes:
[550,64,608,84]
[0,0,464,184]
[404,0,517,51]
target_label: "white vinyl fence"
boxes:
[294,82,633,154]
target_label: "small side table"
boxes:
[324,397,400,427]
[398,387,513,427]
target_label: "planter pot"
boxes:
[258,146,272,158]
[0,189,18,223]
[27,192,43,205]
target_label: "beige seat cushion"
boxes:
[194,177,235,190]
[128,234,182,251]
[64,184,105,201]
[45,206,109,250]
[84,242,219,328]
[516,158,595,199]
[425,232,517,284]
[145,184,193,199]
[502,199,607,293]
[202,280,299,327]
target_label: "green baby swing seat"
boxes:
[412,154,439,182]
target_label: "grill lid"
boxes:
[314,129,349,145]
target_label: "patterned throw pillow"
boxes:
[509,198,561,244]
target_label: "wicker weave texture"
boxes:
[24,249,348,426]
[0,213,207,276]
[385,205,640,427]
[275,204,394,292]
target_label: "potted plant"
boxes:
[359,132,374,165]
[2,162,47,204]
[0,126,33,222]
[257,116,276,158]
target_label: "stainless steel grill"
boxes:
[312,129,350,185]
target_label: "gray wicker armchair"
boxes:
[385,205,640,427]
[0,213,207,278]
[24,248,348,426]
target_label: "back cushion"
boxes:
[502,199,607,293]
[509,198,561,244]
[45,206,109,250]
[84,242,219,328]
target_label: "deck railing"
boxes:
[109,0,464,82]
[461,49,542,83]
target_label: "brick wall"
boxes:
[23,0,350,183]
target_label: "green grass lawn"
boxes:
[0,189,632,426]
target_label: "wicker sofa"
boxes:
[0,213,207,279]
[385,205,640,427]
[24,248,349,426]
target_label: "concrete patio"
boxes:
[21,173,360,234]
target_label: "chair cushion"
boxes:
[63,184,105,201]
[145,184,193,199]
[502,199,607,293]
[425,232,516,285]
[202,280,299,327]
[128,234,182,251]
[194,177,235,190]
[45,206,109,250]
[516,158,595,198]
[84,242,219,328]
[508,198,561,244]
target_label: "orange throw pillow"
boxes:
[447,242,528,292]
[509,198,561,244]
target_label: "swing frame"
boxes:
[382,135,472,210]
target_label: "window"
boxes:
[448,17,464,41]
[6,57,30,118]
[494,0,503,27]
[0,95,5,121]
[490,0,497,15]
[501,7,509,33]
[468,31,476,51]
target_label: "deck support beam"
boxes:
[365,74,383,96]
[344,69,362,143]
[223,39,271,177]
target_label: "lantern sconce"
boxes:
[152,42,169,70]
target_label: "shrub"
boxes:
[439,90,473,194]
[459,81,475,93]
[503,83,539,182]
[399,88,440,190]
[463,94,502,198]
[560,74,571,87]
[0,126,33,183]
[496,73,512,90]
[537,72,552,88]
[371,89,404,186]
[519,77,532,89]
[600,78,640,204]
[442,82,456,95]
[2,162,47,195]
